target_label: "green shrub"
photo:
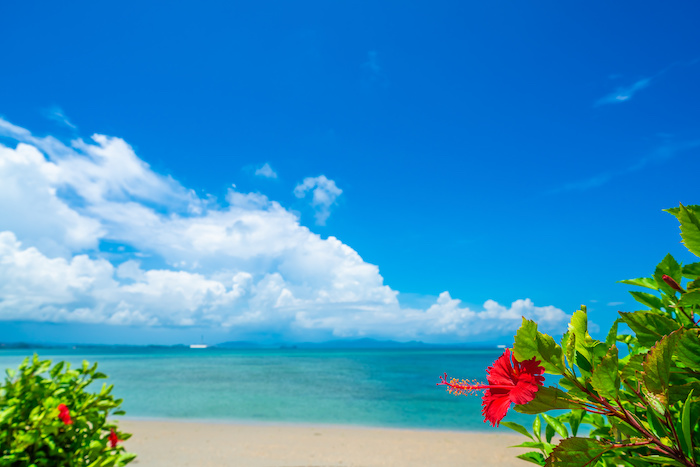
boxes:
[442,204,700,466]
[0,355,135,466]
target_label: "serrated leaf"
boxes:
[533,414,542,440]
[629,291,664,310]
[501,421,532,439]
[653,254,683,296]
[591,345,619,400]
[675,328,700,369]
[514,318,564,374]
[643,330,679,397]
[655,252,683,283]
[543,414,569,439]
[619,277,659,290]
[561,331,575,369]
[537,333,566,374]
[545,437,609,467]
[605,319,619,348]
[514,386,580,414]
[514,318,539,361]
[517,451,546,466]
[677,204,700,258]
[618,311,680,347]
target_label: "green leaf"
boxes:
[677,204,700,258]
[545,437,610,467]
[514,318,539,361]
[643,330,679,397]
[517,451,546,466]
[591,345,619,400]
[639,455,687,466]
[512,441,548,449]
[533,415,542,440]
[646,403,669,436]
[678,289,700,307]
[605,320,619,348]
[629,291,664,310]
[501,421,533,440]
[543,414,569,439]
[681,390,695,461]
[682,262,700,278]
[675,328,700,369]
[654,252,683,284]
[619,277,659,290]
[561,331,575,369]
[618,311,680,347]
[565,409,584,437]
[514,318,565,374]
[514,387,580,414]
[545,424,556,443]
[536,333,566,374]
[669,382,700,406]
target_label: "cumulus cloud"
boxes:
[254,162,278,179]
[0,117,570,342]
[294,175,342,225]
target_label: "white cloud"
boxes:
[294,175,342,225]
[254,162,278,179]
[0,117,570,342]
[595,77,652,106]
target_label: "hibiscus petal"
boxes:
[486,349,516,386]
[482,388,512,427]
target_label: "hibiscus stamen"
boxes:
[437,373,515,395]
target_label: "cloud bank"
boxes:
[0,118,569,342]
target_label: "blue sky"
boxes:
[1,1,699,345]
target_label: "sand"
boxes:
[120,419,531,467]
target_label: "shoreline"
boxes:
[121,419,530,467]
[120,415,501,434]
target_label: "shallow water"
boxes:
[0,347,537,432]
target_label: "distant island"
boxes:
[0,338,507,351]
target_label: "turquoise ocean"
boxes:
[0,347,536,432]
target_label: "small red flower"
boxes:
[108,428,120,448]
[438,349,545,427]
[57,403,73,425]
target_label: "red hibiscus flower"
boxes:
[438,348,545,427]
[108,428,120,448]
[57,403,73,425]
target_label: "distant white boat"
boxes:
[497,344,506,349]
[190,335,208,348]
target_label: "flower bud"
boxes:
[662,274,684,293]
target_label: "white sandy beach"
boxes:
[121,420,530,467]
